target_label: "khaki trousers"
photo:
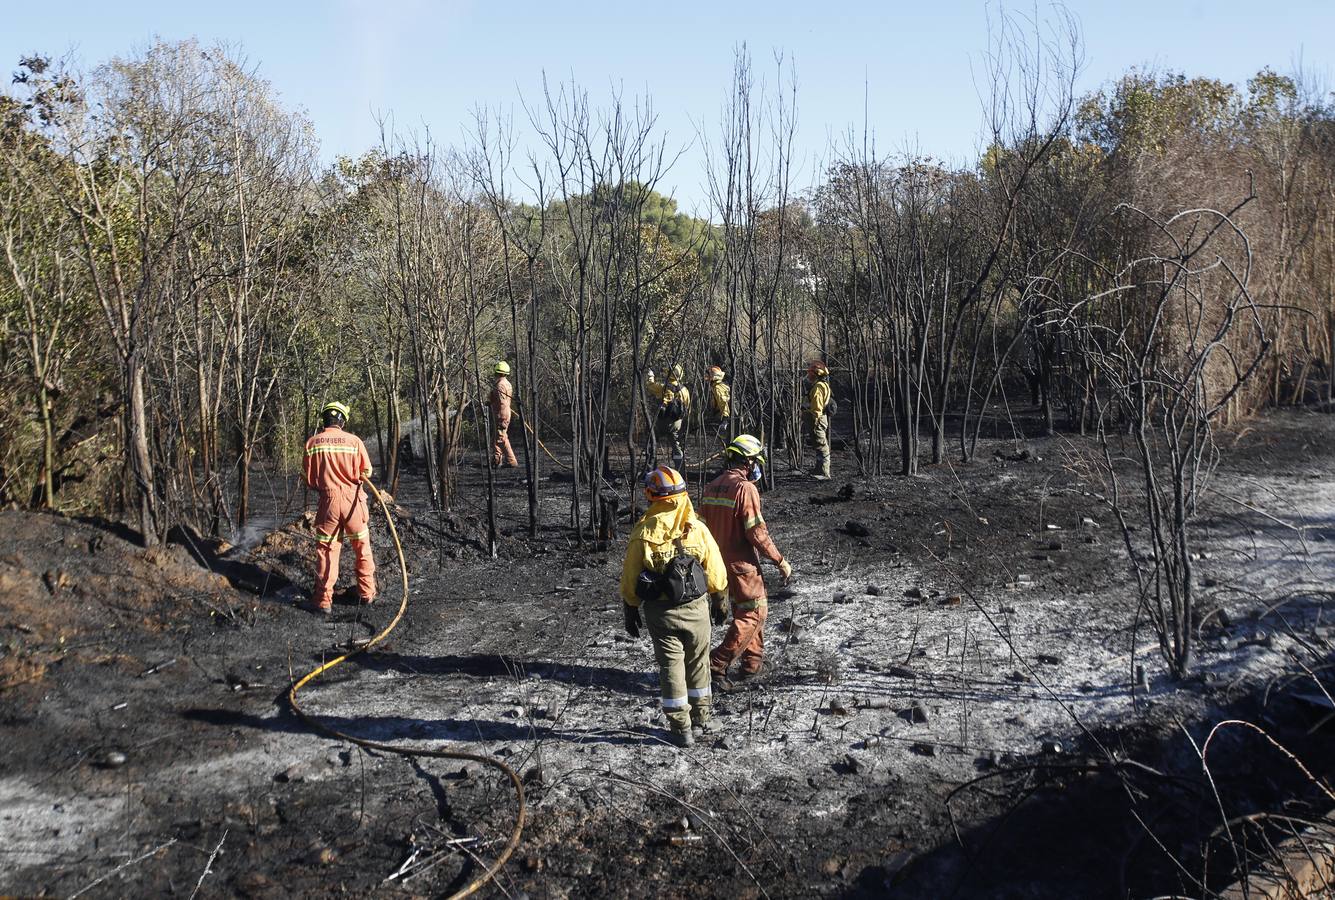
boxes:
[642,594,712,733]
[811,413,831,477]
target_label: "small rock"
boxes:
[1036,653,1061,665]
[844,520,873,538]
[276,763,308,783]
[101,750,128,769]
[899,701,929,725]
[495,745,518,758]
[887,665,918,680]
[939,595,962,608]
[532,705,551,719]
[839,753,865,776]
[1006,670,1030,683]
[828,697,848,715]
[1046,541,1063,551]
[832,591,852,604]
[821,856,845,876]
[865,584,883,596]
[909,742,937,757]
[863,735,882,750]
[1041,740,1063,755]
[1079,681,1095,693]
[904,587,924,599]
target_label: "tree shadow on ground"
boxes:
[182,704,661,747]
[345,651,659,696]
[839,660,1335,900]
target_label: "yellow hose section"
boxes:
[287,478,526,898]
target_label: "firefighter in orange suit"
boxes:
[700,435,792,681]
[303,401,376,614]
[490,360,519,468]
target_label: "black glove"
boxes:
[623,603,642,638]
[709,593,728,626]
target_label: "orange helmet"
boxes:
[707,365,725,383]
[807,360,829,379]
[643,465,687,499]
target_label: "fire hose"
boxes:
[287,478,525,897]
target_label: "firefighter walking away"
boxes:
[700,435,792,687]
[303,401,376,615]
[620,465,728,747]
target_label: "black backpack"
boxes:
[825,393,839,417]
[662,395,684,422]
[635,542,707,606]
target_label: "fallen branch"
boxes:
[69,838,178,898]
[189,829,227,899]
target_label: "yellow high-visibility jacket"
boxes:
[647,377,691,418]
[710,382,730,419]
[620,506,727,608]
[808,380,831,418]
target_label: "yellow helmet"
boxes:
[494,360,511,376]
[707,365,725,383]
[320,401,350,426]
[669,364,684,381]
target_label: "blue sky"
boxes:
[6,1,1331,213]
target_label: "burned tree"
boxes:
[1077,191,1269,678]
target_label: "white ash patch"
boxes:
[0,777,121,873]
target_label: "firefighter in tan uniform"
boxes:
[807,361,833,480]
[646,365,691,472]
[620,465,728,747]
[705,365,730,439]
[303,401,376,615]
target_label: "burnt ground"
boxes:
[3,408,1335,898]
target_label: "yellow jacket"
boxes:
[808,380,831,418]
[646,376,691,417]
[709,382,730,419]
[620,498,727,607]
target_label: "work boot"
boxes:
[666,729,695,749]
[301,599,332,617]
[692,719,720,738]
[359,595,375,606]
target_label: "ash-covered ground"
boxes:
[3,410,1335,899]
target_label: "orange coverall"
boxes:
[303,426,376,608]
[699,465,786,677]
[490,376,518,467]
